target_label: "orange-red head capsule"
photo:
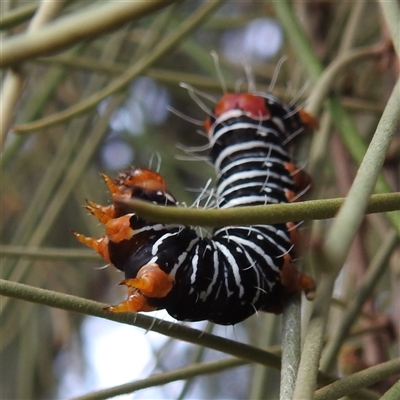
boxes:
[214,93,270,119]
[204,93,271,133]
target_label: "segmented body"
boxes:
[75,92,316,325]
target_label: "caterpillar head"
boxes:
[204,93,270,133]
[204,92,317,138]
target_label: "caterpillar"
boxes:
[74,92,317,325]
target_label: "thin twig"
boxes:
[0,0,68,146]
[0,3,38,29]
[114,192,400,229]
[280,294,301,400]
[314,358,400,400]
[377,0,400,57]
[0,245,100,261]
[320,231,399,371]
[0,1,180,67]
[0,278,380,400]
[12,0,225,133]
[380,379,400,400]
[293,78,400,398]
[306,45,382,117]
[71,358,247,400]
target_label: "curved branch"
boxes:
[0,278,281,368]
[0,278,379,400]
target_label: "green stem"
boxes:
[280,294,301,400]
[12,0,225,133]
[0,245,99,261]
[0,3,38,30]
[306,45,383,117]
[294,78,400,398]
[0,0,69,146]
[380,379,400,400]
[30,56,386,112]
[272,1,323,82]
[114,192,400,229]
[272,0,400,235]
[320,231,399,371]
[377,0,400,58]
[324,78,400,274]
[71,358,247,400]
[0,1,181,67]
[0,278,379,400]
[314,358,400,400]
[0,278,281,369]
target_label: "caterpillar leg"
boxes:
[280,254,315,300]
[298,109,318,130]
[286,221,304,256]
[72,232,110,263]
[285,162,313,197]
[105,263,173,313]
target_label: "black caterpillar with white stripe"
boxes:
[75,92,316,325]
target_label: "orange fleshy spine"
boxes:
[286,222,303,255]
[284,162,313,194]
[85,204,112,225]
[104,214,134,243]
[86,199,115,218]
[101,173,121,196]
[72,231,110,263]
[105,289,157,313]
[119,263,173,298]
[105,263,173,314]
